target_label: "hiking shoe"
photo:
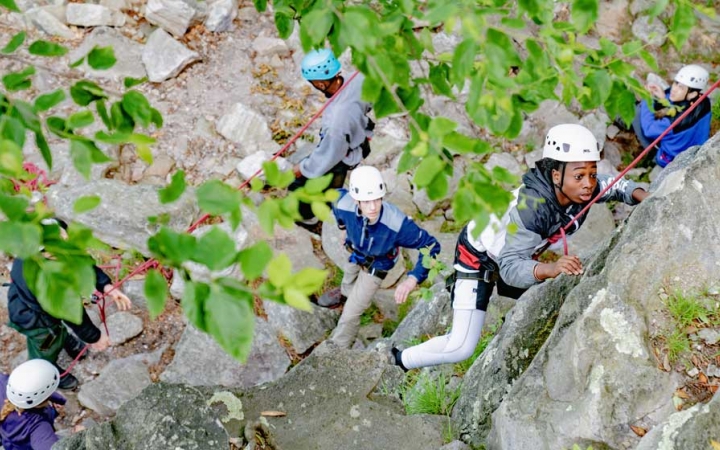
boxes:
[63,334,88,361]
[316,287,346,308]
[58,372,79,390]
[392,347,409,372]
[296,220,323,236]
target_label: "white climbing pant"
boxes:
[400,309,486,370]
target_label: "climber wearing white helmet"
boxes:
[393,124,649,371]
[633,64,712,168]
[317,166,440,349]
[290,48,375,235]
[1,359,65,449]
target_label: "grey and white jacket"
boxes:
[299,73,373,178]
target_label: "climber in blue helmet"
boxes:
[290,48,375,236]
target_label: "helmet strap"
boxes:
[553,162,571,203]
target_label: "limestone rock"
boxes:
[580,111,609,151]
[251,36,289,57]
[632,15,668,47]
[144,0,195,37]
[235,151,291,181]
[321,216,352,271]
[365,119,409,167]
[217,103,278,156]
[77,358,152,415]
[161,321,290,387]
[66,4,125,27]
[595,0,631,41]
[57,383,228,449]
[25,7,75,39]
[204,0,237,32]
[646,72,670,91]
[484,153,523,178]
[518,100,578,147]
[263,301,338,354]
[383,169,416,217]
[68,27,146,81]
[106,312,144,345]
[46,179,198,256]
[236,349,446,449]
[439,441,471,450]
[142,29,199,82]
[602,140,623,168]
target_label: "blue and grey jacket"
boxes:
[332,189,440,282]
[639,88,711,167]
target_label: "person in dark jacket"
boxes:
[633,64,711,168]
[320,166,440,348]
[290,48,374,235]
[393,124,649,370]
[7,223,132,390]
[1,359,65,450]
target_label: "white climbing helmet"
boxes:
[6,359,60,409]
[542,124,600,163]
[349,166,386,201]
[674,64,709,91]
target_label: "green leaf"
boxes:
[669,2,695,50]
[426,171,448,200]
[3,66,35,91]
[451,39,477,86]
[1,31,25,54]
[274,10,294,39]
[237,241,273,281]
[144,269,168,319]
[571,0,598,33]
[69,56,85,68]
[150,108,163,128]
[429,62,453,97]
[283,287,312,312]
[582,69,612,108]
[638,50,658,72]
[1,115,25,148]
[648,0,669,18]
[69,139,92,179]
[197,180,241,215]
[27,259,92,324]
[302,8,334,46]
[289,267,327,295]
[304,173,332,194]
[70,81,106,106]
[374,87,402,118]
[253,0,266,12]
[413,154,445,188]
[136,144,153,164]
[205,283,254,361]
[73,195,101,213]
[87,46,116,70]
[121,90,152,128]
[123,76,148,88]
[310,201,331,221]
[35,131,52,169]
[0,221,41,257]
[428,117,457,137]
[148,227,197,266]
[267,253,292,288]
[13,100,40,132]
[598,37,617,57]
[96,99,111,129]
[181,280,208,331]
[0,0,20,13]
[110,101,134,132]
[0,139,24,177]
[621,40,643,56]
[67,111,95,129]
[0,193,28,220]
[35,89,66,111]
[192,227,238,271]
[28,40,67,57]
[159,170,186,204]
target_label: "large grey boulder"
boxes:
[46,179,198,256]
[263,301,338,354]
[77,358,152,415]
[106,312,144,345]
[161,321,290,387]
[234,349,446,450]
[632,15,668,47]
[550,203,616,257]
[25,7,75,39]
[216,103,278,156]
[144,0,195,37]
[635,391,720,450]
[68,27,146,81]
[66,4,125,27]
[365,119,409,167]
[484,153,523,179]
[462,132,720,449]
[251,36,289,57]
[204,0,236,31]
[56,383,228,450]
[142,29,200,82]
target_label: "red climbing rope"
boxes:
[58,73,362,377]
[558,78,720,255]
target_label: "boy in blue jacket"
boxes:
[322,166,440,348]
[633,64,711,167]
[1,359,66,450]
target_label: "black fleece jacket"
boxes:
[7,259,109,343]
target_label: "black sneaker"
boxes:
[392,347,409,372]
[296,220,323,236]
[58,372,79,390]
[316,287,347,308]
[63,334,88,361]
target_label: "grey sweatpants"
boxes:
[329,263,382,348]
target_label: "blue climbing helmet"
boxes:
[301,49,341,81]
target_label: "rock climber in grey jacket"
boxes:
[290,48,374,234]
[394,124,649,370]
